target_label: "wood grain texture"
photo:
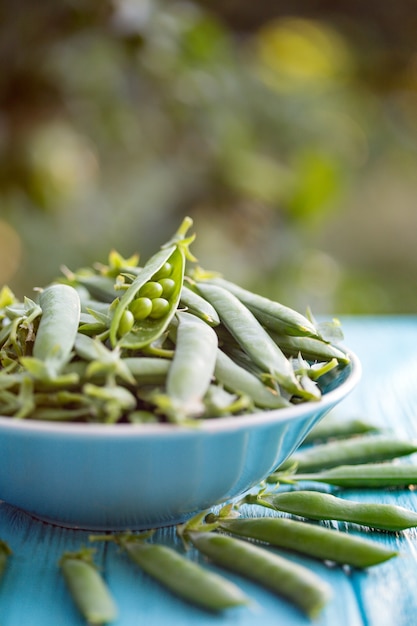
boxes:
[1,317,417,625]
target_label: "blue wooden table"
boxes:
[1,317,417,625]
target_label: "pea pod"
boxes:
[153,311,218,421]
[251,490,417,532]
[269,463,417,489]
[218,516,398,568]
[205,276,320,338]
[73,275,120,303]
[196,282,306,398]
[214,349,291,410]
[35,284,80,364]
[60,548,118,625]
[268,331,350,365]
[91,534,249,612]
[122,357,171,385]
[64,356,171,387]
[283,435,417,473]
[302,416,380,444]
[109,217,194,349]
[21,284,81,381]
[187,530,332,619]
[180,284,220,326]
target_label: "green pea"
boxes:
[218,517,398,568]
[130,297,153,320]
[187,531,332,619]
[138,281,163,299]
[152,262,173,281]
[60,549,118,625]
[255,489,417,532]
[158,277,176,298]
[149,298,170,319]
[118,309,135,336]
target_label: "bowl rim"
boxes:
[0,350,361,437]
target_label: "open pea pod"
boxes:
[109,218,195,350]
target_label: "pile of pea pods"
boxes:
[0,217,350,424]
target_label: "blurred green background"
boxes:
[1,0,417,315]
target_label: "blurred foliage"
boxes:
[0,0,417,314]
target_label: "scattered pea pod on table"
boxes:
[302,414,380,444]
[268,462,417,489]
[244,489,417,532]
[89,532,250,613]
[213,515,397,568]
[59,548,118,625]
[184,529,332,619]
[276,434,417,474]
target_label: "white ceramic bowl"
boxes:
[0,351,360,531]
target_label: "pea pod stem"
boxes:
[186,530,332,619]
[218,516,398,568]
[249,490,417,532]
